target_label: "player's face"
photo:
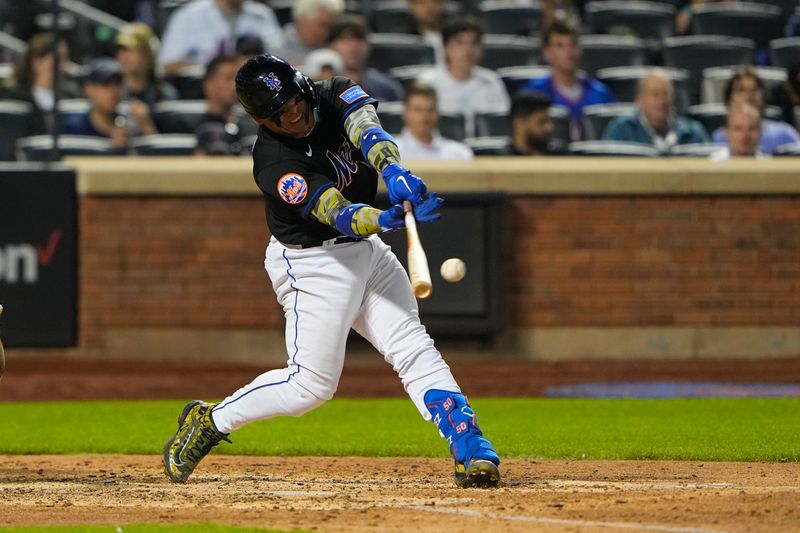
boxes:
[726,108,761,157]
[262,94,316,138]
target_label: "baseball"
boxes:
[440,258,466,283]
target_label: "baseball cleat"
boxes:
[454,459,501,488]
[163,400,230,483]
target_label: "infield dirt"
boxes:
[1,455,798,532]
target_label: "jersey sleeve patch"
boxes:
[339,85,369,105]
[277,173,309,204]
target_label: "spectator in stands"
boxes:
[194,56,242,156]
[158,0,284,75]
[501,91,560,156]
[2,32,79,135]
[234,34,265,69]
[301,48,344,81]
[327,14,404,102]
[710,103,765,160]
[61,58,129,153]
[274,0,345,67]
[712,68,800,154]
[521,19,614,141]
[395,82,473,160]
[603,70,709,153]
[418,15,510,138]
[409,0,447,64]
[768,62,800,127]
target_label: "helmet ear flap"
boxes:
[300,74,319,114]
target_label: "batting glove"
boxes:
[382,163,427,205]
[378,193,444,231]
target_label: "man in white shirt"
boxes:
[273,0,345,67]
[418,15,510,137]
[710,103,766,161]
[396,82,473,161]
[158,0,284,75]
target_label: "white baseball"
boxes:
[440,258,466,283]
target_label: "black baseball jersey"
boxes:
[251,76,379,246]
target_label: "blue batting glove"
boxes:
[378,204,406,230]
[412,192,444,223]
[382,163,427,205]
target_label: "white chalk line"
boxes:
[392,504,732,533]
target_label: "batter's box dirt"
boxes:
[0,456,797,533]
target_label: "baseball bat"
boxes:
[403,200,432,299]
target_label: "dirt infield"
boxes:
[0,455,798,532]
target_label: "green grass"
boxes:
[0,398,797,461]
[0,526,307,533]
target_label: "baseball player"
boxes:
[162,54,500,488]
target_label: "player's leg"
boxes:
[164,240,371,482]
[351,237,500,488]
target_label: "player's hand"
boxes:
[412,192,443,223]
[382,163,427,205]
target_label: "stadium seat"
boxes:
[388,64,434,91]
[268,0,294,27]
[662,36,755,103]
[701,66,787,105]
[769,37,800,69]
[440,113,467,141]
[475,110,510,137]
[691,3,784,49]
[669,143,724,157]
[463,136,509,155]
[57,99,91,121]
[581,103,637,140]
[165,64,205,100]
[153,100,207,134]
[479,1,543,36]
[368,34,436,72]
[550,106,570,147]
[596,66,691,112]
[129,134,198,156]
[497,65,550,96]
[772,142,800,156]
[747,0,797,19]
[371,1,417,33]
[480,35,539,69]
[568,140,659,156]
[580,35,646,76]
[15,135,115,161]
[0,100,33,161]
[584,1,675,42]
[796,107,800,131]
[375,101,403,134]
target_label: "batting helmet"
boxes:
[236,54,318,119]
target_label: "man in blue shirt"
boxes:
[603,70,709,153]
[521,19,614,141]
[712,68,800,155]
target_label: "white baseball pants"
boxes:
[211,235,460,434]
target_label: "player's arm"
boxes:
[309,187,442,237]
[343,104,428,205]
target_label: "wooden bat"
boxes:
[403,200,432,299]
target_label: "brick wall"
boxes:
[79,195,800,349]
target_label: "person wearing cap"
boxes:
[234,34,265,70]
[61,58,130,152]
[158,0,284,75]
[327,14,404,102]
[116,22,178,108]
[301,48,344,81]
[194,56,242,156]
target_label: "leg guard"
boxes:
[424,389,500,466]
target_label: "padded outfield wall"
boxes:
[5,157,799,362]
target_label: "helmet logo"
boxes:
[264,72,282,92]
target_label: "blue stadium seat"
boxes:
[769,37,800,69]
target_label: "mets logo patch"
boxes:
[277,173,308,204]
[339,85,368,105]
[264,72,282,92]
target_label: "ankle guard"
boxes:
[424,389,500,466]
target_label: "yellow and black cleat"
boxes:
[454,459,500,488]
[163,400,231,483]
